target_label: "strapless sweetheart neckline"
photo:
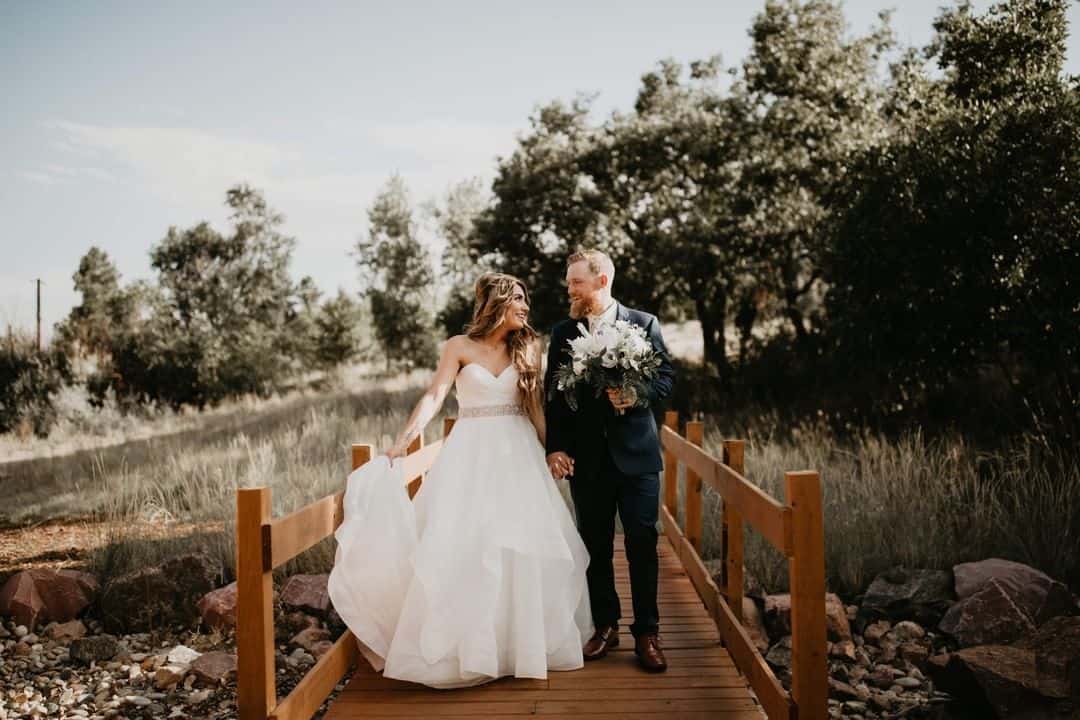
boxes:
[461,362,516,381]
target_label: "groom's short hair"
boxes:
[567,249,615,283]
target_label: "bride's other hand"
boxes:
[387,440,409,462]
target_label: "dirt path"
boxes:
[0,518,226,582]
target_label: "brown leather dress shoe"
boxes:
[634,633,667,672]
[583,625,619,660]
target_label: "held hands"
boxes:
[606,386,637,412]
[547,451,574,480]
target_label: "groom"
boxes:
[544,249,675,673]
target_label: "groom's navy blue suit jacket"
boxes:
[544,303,676,476]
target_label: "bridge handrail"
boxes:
[660,411,826,720]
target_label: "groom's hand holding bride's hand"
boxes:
[546,452,574,479]
[606,387,636,412]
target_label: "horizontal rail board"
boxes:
[269,491,344,570]
[661,427,792,556]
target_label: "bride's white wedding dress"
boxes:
[327,363,594,689]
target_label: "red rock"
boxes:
[938,578,1036,647]
[291,627,331,654]
[954,558,1072,624]
[190,651,237,684]
[825,593,852,642]
[0,569,97,630]
[0,572,44,628]
[45,619,87,643]
[763,592,849,643]
[197,583,238,630]
[1015,615,1080,699]
[933,644,1043,717]
[741,597,770,653]
[763,594,792,638]
[36,570,98,622]
[279,574,331,617]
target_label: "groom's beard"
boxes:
[569,295,603,320]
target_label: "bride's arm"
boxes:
[387,336,464,459]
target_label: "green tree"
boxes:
[736,0,893,350]
[147,184,298,403]
[583,57,750,377]
[428,177,491,334]
[355,176,437,369]
[0,333,70,437]
[472,98,611,331]
[83,185,305,408]
[827,0,1079,440]
[314,290,365,370]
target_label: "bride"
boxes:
[327,273,594,689]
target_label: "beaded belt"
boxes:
[458,403,526,419]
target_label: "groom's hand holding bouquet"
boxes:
[552,319,663,416]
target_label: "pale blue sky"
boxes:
[2,1,1077,336]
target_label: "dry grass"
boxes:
[87,379,440,583]
[0,362,395,464]
[80,399,1079,598]
[682,419,1080,597]
[4,339,1076,598]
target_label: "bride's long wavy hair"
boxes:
[464,273,542,417]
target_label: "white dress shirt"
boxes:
[587,299,619,332]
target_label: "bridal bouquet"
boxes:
[552,320,663,415]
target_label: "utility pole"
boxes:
[35,278,42,352]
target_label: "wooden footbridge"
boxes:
[235,412,827,720]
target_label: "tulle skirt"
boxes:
[327,414,593,689]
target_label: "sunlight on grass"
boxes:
[6,364,1075,597]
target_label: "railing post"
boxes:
[663,411,678,516]
[786,470,827,720]
[685,420,704,553]
[405,433,424,500]
[722,440,746,624]
[237,487,275,720]
[443,417,456,438]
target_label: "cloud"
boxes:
[46,120,297,208]
[18,170,59,186]
[40,117,521,214]
[17,118,528,324]
[17,164,118,186]
[368,120,521,171]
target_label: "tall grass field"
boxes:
[5,363,1073,599]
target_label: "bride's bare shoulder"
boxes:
[443,335,472,362]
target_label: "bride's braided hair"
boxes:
[465,273,542,418]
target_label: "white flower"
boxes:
[573,359,586,375]
[598,327,620,352]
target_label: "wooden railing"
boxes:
[236,412,825,720]
[235,418,456,720]
[660,411,826,720]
